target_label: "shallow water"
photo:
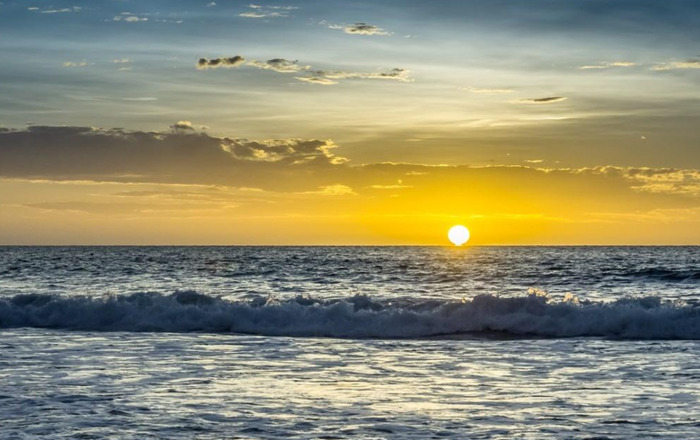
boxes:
[2,330,700,439]
[1,246,699,438]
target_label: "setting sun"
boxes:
[448,225,470,246]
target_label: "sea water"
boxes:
[1,246,699,438]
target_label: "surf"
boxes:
[2,290,700,340]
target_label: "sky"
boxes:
[1,0,699,245]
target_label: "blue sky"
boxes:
[1,0,699,167]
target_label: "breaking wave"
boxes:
[2,291,700,340]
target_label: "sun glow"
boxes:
[448,225,470,246]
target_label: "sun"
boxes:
[448,225,470,246]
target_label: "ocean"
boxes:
[1,246,699,439]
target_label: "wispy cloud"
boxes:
[579,61,636,70]
[62,60,88,68]
[28,6,81,13]
[239,4,297,19]
[114,58,132,70]
[518,96,567,104]
[618,167,700,196]
[328,22,392,36]
[302,184,357,196]
[197,56,245,70]
[463,87,514,94]
[110,13,148,22]
[651,59,700,71]
[295,76,338,85]
[298,68,412,85]
[195,55,411,85]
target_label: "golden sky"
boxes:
[0,1,699,244]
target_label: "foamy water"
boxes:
[3,290,700,339]
[1,246,699,438]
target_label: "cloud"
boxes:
[110,13,148,22]
[579,62,636,70]
[3,124,700,245]
[524,159,544,164]
[153,18,183,24]
[303,184,356,196]
[464,87,514,94]
[122,97,157,101]
[194,54,411,85]
[113,58,131,64]
[367,184,412,190]
[0,125,348,192]
[239,4,297,19]
[518,97,567,104]
[248,58,308,73]
[294,76,338,85]
[170,121,195,132]
[207,2,216,6]
[651,60,700,71]
[330,23,391,36]
[297,68,412,84]
[197,56,246,70]
[226,138,347,165]
[28,6,81,13]
[62,61,88,68]
[3,125,698,211]
[544,166,700,197]
[616,167,700,196]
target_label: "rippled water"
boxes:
[1,246,699,301]
[1,246,700,438]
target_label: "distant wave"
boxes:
[630,267,700,282]
[2,291,700,339]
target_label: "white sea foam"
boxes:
[2,291,699,339]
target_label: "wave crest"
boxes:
[1,291,700,339]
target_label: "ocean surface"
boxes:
[1,246,700,439]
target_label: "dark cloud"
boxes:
[248,58,307,73]
[195,55,410,84]
[519,96,567,104]
[0,125,347,192]
[197,56,245,70]
[297,68,412,84]
[1,125,698,214]
[330,22,391,36]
